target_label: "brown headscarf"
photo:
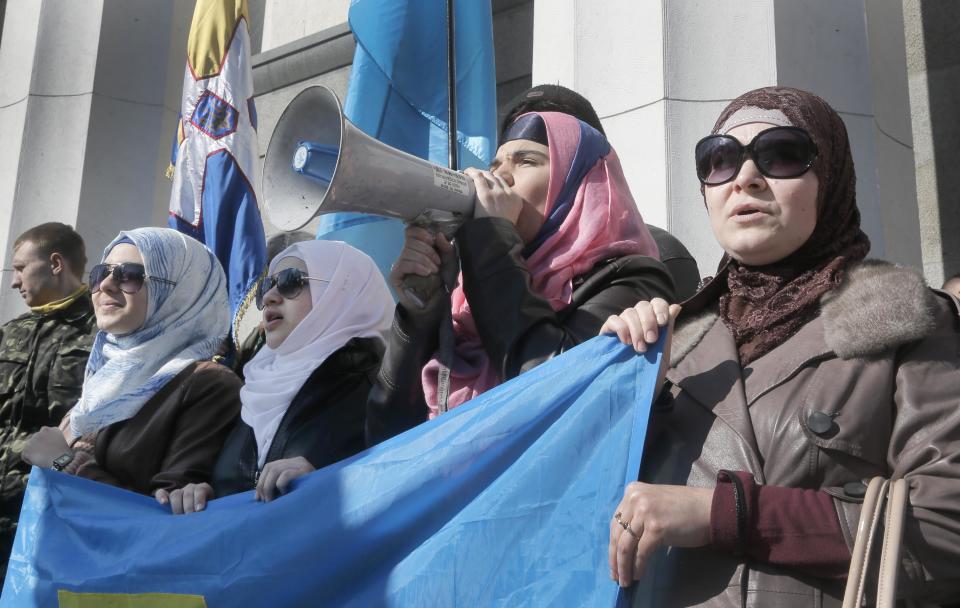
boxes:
[708,87,871,364]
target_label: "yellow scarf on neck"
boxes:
[30,285,89,316]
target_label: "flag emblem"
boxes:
[167,0,266,340]
[190,91,239,139]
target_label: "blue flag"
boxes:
[3,336,658,607]
[316,0,498,282]
[168,0,267,342]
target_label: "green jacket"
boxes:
[0,293,96,534]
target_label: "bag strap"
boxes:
[877,479,908,607]
[842,478,889,608]
[841,477,908,608]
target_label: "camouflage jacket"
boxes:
[0,293,96,534]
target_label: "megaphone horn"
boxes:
[262,85,476,235]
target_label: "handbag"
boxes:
[841,477,909,608]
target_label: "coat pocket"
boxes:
[0,352,29,399]
[796,356,894,479]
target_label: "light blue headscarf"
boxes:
[70,228,230,436]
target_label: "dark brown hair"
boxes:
[14,222,87,280]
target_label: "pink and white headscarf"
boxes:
[422,111,659,414]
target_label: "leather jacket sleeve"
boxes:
[457,218,675,378]
[365,304,443,447]
[829,293,960,602]
[367,218,675,446]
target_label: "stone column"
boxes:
[903,0,960,285]
[532,0,922,275]
[262,0,349,51]
[0,1,105,322]
[0,0,192,322]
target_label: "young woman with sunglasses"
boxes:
[600,87,960,605]
[232,230,314,378]
[22,228,242,500]
[366,110,675,444]
[162,240,394,514]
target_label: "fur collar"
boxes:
[670,260,937,366]
[820,260,937,358]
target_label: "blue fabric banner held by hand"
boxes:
[3,336,659,607]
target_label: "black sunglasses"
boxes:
[695,126,818,186]
[256,268,330,310]
[88,263,176,295]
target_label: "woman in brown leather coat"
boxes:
[601,87,960,606]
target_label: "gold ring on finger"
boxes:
[615,512,639,539]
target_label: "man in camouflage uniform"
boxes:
[0,223,96,577]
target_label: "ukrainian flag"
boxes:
[168,0,266,342]
[2,336,661,607]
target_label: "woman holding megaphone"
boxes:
[366,107,675,444]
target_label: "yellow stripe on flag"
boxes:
[58,590,207,608]
[177,118,186,146]
[186,0,249,79]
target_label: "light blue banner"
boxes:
[316,0,498,282]
[3,336,658,607]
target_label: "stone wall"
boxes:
[532,0,923,274]
[904,0,960,286]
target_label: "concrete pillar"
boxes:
[532,0,776,270]
[863,0,922,270]
[0,1,105,322]
[775,0,921,269]
[0,3,45,283]
[261,0,349,52]
[532,0,921,275]
[903,0,960,286]
[73,0,193,262]
[0,0,193,323]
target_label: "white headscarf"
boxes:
[240,240,394,467]
[70,228,230,436]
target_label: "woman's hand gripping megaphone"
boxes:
[390,226,459,313]
[390,163,529,311]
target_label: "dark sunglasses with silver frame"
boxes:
[88,263,177,295]
[255,267,330,310]
[695,126,818,186]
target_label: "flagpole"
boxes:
[446,0,458,170]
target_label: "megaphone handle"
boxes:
[402,274,439,310]
[401,216,460,310]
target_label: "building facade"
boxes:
[0,0,956,322]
